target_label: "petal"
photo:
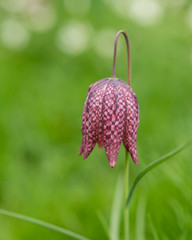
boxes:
[79,79,109,156]
[96,80,111,149]
[97,121,103,149]
[79,139,85,155]
[102,81,126,167]
[123,88,139,164]
[83,79,109,159]
[79,94,89,155]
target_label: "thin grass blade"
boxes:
[135,193,147,240]
[97,211,110,239]
[0,208,92,240]
[126,140,191,207]
[148,215,159,240]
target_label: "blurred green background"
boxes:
[0,0,192,239]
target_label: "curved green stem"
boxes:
[112,30,131,85]
[126,140,191,207]
[0,208,91,240]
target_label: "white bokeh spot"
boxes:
[94,29,117,58]
[104,0,129,18]
[186,5,192,31]
[129,0,163,26]
[0,0,56,32]
[1,19,30,50]
[0,0,26,13]
[56,21,92,55]
[26,3,56,32]
[165,0,186,9]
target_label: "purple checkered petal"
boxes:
[102,81,127,167]
[79,78,139,167]
[80,79,109,159]
[79,79,108,155]
[123,90,139,164]
[79,97,88,155]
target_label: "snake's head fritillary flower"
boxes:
[79,78,139,168]
[79,30,139,168]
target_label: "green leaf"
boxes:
[126,140,191,207]
[0,208,92,240]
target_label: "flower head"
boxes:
[79,78,139,168]
[79,30,139,168]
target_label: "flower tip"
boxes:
[133,158,139,165]
[79,142,84,156]
[78,151,82,156]
[109,161,116,168]
[98,141,103,150]
[131,152,139,165]
[83,156,87,160]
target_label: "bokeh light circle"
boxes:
[94,29,117,58]
[186,5,192,31]
[1,19,30,50]
[128,0,163,26]
[26,3,56,32]
[56,21,92,55]
[0,0,26,13]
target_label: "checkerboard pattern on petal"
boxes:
[79,78,139,168]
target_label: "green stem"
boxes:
[0,208,91,240]
[112,30,131,85]
[124,151,129,240]
[126,140,191,207]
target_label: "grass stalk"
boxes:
[0,208,91,240]
[124,151,129,240]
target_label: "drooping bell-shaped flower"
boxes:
[79,30,139,168]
